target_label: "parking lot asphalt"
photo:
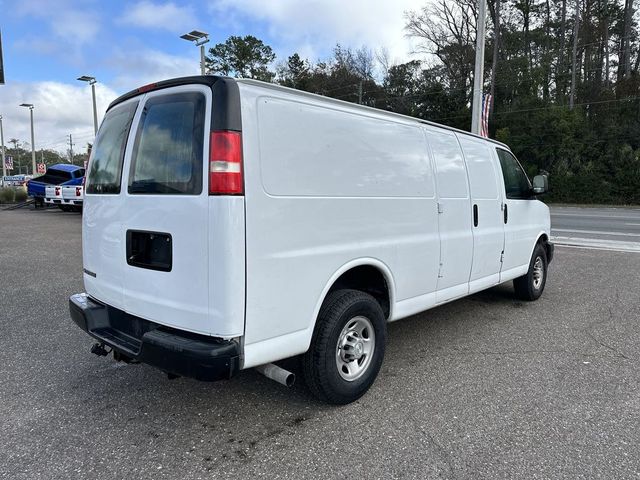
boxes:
[1,207,640,480]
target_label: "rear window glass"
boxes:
[86,101,138,194]
[36,169,72,184]
[128,92,205,195]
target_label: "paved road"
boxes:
[2,207,640,479]
[551,205,640,252]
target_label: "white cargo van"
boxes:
[70,76,553,404]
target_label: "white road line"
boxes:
[551,213,640,219]
[552,228,640,238]
[555,244,640,253]
[625,223,640,226]
[552,236,640,253]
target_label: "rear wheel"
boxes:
[303,289,386,405]
[513,243,548,301]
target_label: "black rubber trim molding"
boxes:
[546,241,555,263]
[107,76,242,132]
[69,293,241,381]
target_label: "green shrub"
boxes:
[0,187,15,203]
[14,189,28,202]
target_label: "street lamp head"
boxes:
[180,30,209,46]
[20,103,34,110]
[77,75,97,84]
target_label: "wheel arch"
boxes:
[533,231,552,260]
[311,258,396,328]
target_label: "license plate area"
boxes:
[126,230,172,272]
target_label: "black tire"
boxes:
[303,289,386,405]
[513,243,548,301]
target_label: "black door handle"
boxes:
[504,204,508,224]
[473,204,478,227]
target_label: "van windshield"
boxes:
[86,101,138,194]
[128,92,205,195]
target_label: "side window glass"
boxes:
[497,149,531,199]
[86,101,137,194]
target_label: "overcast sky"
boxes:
[0,0,425,154]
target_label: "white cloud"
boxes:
[51,10,101,45]
[105,48,200,90]
[120,1,199,33]
[0,46,199,154]
[0,81,118,154]
[209,0,424,65]
[14,0,100,46]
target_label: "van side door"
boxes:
[425,126,474,303]
[458,135,505,293]
[495,148,537,279]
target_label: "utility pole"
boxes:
[357,81,363,104]
[471,0,487,135]
[569,0,580,110]
[68,134,74,164]
[0,114,6,179]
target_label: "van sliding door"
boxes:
[426,127,474,303]
[458,136,505,293]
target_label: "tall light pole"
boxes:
[19,103,37,175]
[471,0,487,135]
[77,75,98,135]
[0,114,6,179]
[180,30,210,75]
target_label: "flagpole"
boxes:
[471,0,487,135]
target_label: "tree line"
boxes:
[2,139,89,175]
[206,0,640,205]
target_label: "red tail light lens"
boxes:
[209,130,243,195]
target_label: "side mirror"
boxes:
[532,174,549,195]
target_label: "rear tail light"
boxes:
[209,130,243,195]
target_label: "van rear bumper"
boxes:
[69,293,241,381]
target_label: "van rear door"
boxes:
[120,85,212,335]
[83,98,139,309]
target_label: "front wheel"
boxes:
[513,243,548,301]
[303,289,386,405]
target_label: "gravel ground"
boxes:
[1,207,639,479]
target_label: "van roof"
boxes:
[109,75,509,150]
[236,78,510,150]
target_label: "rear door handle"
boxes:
[503,204,508,224]
[473,204,478,227]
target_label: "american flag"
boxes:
[480,93,492,138]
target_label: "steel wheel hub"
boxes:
[533,256,544,289]
[336,316,375,382]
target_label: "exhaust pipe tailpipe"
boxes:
[255,363,295,387]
